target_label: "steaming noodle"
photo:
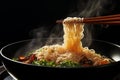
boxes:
[63,17,84,54]
[16,17,112,67]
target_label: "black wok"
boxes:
[1,39,120,80]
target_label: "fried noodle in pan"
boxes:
[15,17,113,67]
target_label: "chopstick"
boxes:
[56,14,120,25]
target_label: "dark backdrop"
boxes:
[0,0,120,48]
[0,0,73,47]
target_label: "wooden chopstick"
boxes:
[84,21,120,25]
[84,14,120,20]
[56,14,120,25]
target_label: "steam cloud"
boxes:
[15,0,115,57]
[30,0,113,48]
[67,0,113,46]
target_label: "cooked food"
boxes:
[14,17,113,67]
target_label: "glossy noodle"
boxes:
[15,17,112,67]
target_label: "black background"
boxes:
[0,0,120,48]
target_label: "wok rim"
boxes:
[1,38,120,69]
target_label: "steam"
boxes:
[68,0,113,47]
[69,0,113,17]
[78,0,109,17]
[30,26,49,38]
[25,0,113,51]
[15,0,115,57]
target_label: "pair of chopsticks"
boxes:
[56,14,120,25]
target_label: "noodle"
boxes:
[16,17,112,67]
[34,17,111,66]
[63,17,84,53]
